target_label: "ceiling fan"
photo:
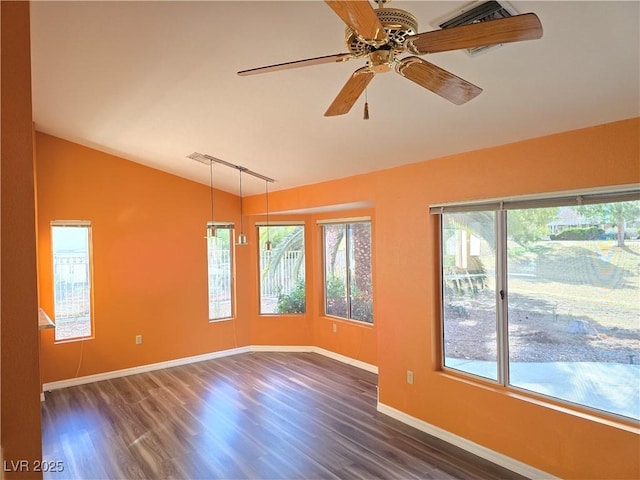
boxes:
[238,0,543,116]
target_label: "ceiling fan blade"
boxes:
[325,0,388,46]
[396,56,482,105]
[238,53,354,76]
[325,66,375,116]
[406,13,543,54]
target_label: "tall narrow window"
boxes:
[436,191,640,421]
[258,224,305,314]
[207,224,233,321]
[323,221,373,323]
[52,221,93,342]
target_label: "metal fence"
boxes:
[53,253,91,319]
[260,250,304,299]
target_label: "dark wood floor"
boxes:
[42,352,526,480]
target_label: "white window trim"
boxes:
[206,225,234,322]
[256,221,304,227]
[430,184,640,214]
[257,224,306,316]
[51,219,92,227]
[322,220,374,324]
[51,221,94,342]
[317,216,371,225]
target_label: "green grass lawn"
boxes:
[509,240,640,330]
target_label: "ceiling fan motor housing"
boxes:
[345,8,418,56]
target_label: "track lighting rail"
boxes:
[188,152,275,184]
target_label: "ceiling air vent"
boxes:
[433,0,519,56]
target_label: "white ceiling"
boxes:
[30,1,640,197]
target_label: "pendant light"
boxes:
[237,169,248,246]
[264,180,272,252]
[206,160,217,238]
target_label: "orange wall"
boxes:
[240,208,378,366]
[244,214,315,348]
[242,117,640,479]
[36,133,251,382]
[35,117,640,479]
[1,1,44,477]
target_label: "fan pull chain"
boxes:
[364,89,370,120]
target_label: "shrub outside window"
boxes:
[52,221,93,342]
[258,224,305,315]
[207,225,233,320]
[323,221,373,323]
[438,193,640,421]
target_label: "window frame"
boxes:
[320,218,374,324]
[257,222,306,316]
[51,220,94,343]
[433,186,640,421]
[206,222,234,322]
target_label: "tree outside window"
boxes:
[323,222,373,323]
[259,225,305,315]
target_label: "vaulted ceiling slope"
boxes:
[30,1,640,196]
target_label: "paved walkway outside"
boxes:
[446,358,640,420]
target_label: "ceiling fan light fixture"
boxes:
[345,7,418,57]
[239,0,542,116]
[368,49,394,73]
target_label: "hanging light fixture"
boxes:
[237,169,248,246]
[264,180,272,252]
[206,160,217,238]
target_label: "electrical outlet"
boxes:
[135,334,143,345]
[407,370,414,384]
[332,323,337,333]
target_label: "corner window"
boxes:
[322,221,373,323]
[258,224,305,315]
[437,192,640,421]
[207,224,233,321]
[52,221,93,341]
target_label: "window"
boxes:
[207,224,233,320]
[437,191,640,420]
[258,224,305,314]
[441,212,498,380]
[322,221,373,323]
[52,221,93,341]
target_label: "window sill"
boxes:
[438,367,640,432]
[322,315,374,327]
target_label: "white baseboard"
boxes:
[42,346,250,392]
[312,346,378,374]
[249,345,314,353]
[42,345,376,392]
[249,345,378,373]
[377,402,557,480]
